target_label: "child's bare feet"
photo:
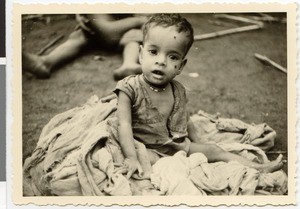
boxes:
[22,52,51,79]
[113,64,142,80]
[259,154,285,173]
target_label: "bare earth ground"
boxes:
[22,14,287,173]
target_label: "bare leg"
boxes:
[113,41,142,80]
[87,14,147,46]
[188,142,284,173]
[22,29,89,79]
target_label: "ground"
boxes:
[22,14,288,173]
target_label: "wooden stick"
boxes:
[258,13,276,20]
[258,13,286,23]
[240,14,287,23]
[194,24,261,41]
[214,14,264,27]
[266,151,287,154]
[248,16,286,23]
[254,53,287,74]
[37,34,64,55]
[22,14,44,21]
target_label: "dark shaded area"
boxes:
[0,0,5,57]
[0,65,5,181]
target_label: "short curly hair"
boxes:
[142,13,194,55]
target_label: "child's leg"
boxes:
[188,142,284,173]
[113,41,141,80]
[23,29,89,78]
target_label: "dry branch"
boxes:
[22,14,44,21]
[194,24,262,41]
[266,151,287,154]
[258,13,286,22]
[37,34,64,55]
[214,14,264,27]
[250,16,286,23]
[254,53,287,74]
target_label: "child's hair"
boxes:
[142,13,194,54]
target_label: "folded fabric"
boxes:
[189,110,276,151]
[151,151,287,196]
[23,96,287,196]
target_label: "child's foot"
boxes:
[22,52,51,79]
[260,154,285,173]
[113,64,142,80]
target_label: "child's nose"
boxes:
[155,54,166,66]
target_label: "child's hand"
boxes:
[100,94,116,103]
[123,158,143,179]
[75,14,95,35]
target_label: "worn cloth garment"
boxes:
[189,110,277,152]
[23,96,287,196]
[151,151,287,196]
[112,75,191,155]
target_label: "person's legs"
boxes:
[22,52,50,79]
[188,142,284,173]
[112,29,143,80]
[23,29,89,79]
[113,41,142,80]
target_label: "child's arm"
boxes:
[117,91,143,178]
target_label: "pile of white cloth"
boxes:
[23,96,287,196]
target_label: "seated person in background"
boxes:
[22,14,148,80]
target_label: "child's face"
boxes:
[139,25,189,86]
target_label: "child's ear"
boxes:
[177,59,187,75]
[138,45,143,64]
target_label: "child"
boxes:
[113,14,284,179]
[22,14,148,79]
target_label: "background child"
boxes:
[22,14,148,79]
[114,13,284,179]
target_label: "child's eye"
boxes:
[169,55,180,61]
[148,50,157,55]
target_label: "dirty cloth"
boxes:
[23,96,287,196]
[151,151,287,195]
[113,75,190,155]
[189,110,277,151]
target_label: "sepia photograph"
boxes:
[11,2,297,206]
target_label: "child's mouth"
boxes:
[152,70,164,76]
